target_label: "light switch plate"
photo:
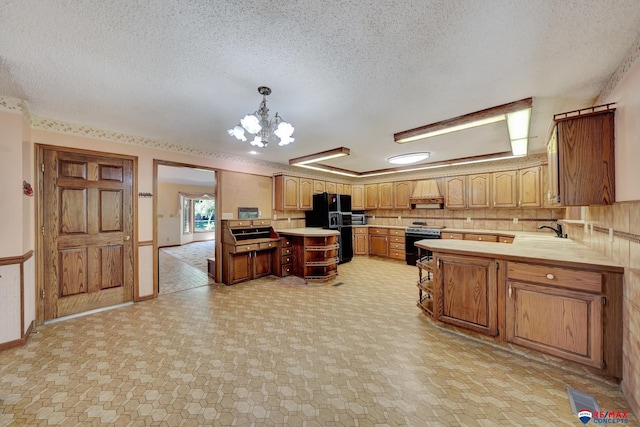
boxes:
[513,218,518,224]
[222,212,233,220]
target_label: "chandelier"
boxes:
[228,86,295,148]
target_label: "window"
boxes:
[193,199,216,232]
[183,197,191,234]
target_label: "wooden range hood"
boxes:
[409,180,444,209]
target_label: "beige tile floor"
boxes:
[158,242,214,295]
[0,257,634,426]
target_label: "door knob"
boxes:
[124,235,131,241]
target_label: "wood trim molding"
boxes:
[0,250,34,266]
[138,240,153,247]
[0,321,34,352]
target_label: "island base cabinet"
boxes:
[436,254,498,336]
[505,281,603,369]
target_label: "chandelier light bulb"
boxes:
[228,125,247,141]
[240,114,261,134]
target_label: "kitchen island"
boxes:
[277,228,340,283]
[415,230,624,379]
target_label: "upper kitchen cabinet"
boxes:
[549,107,615,206]
[393,181,413,209]
[325,182,337,193]
[342,183,352,196]
[492,170,517,208]
[365,184,379,209]
[378,183,393,209]
[313,180,326,194]
[273,175,312,210]
[351,185,365,210]
[518,166,541,207]
[444,176,466,209]
[467,174,490,209]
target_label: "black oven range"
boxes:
[405,224,442,265]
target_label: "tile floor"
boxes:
[0,257,634,426]
[158,242,214,295]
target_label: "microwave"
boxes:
[352,214,367,225]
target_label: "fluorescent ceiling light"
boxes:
[295,164,358,177]
[388,152,431,164]
[507,108,531,140]
[396,115,505,143]
[510,139,528,156]
[289,147,350,165]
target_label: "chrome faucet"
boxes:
[537,222,567,238]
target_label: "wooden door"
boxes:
[437,254,497,336]
[252,250,272,278]
[313,180,325,194]
[353,234,368,255]
[369,235,388,257]
[444,177,466,209]
[492,170,517,208]
[42,148,134,320]
[519,166,541,207]
[378,183,393,209]
[343,184,352,196]
[393,181,412,209]
[364,184,378,209]
[351,185,364,210]
[325,182,337,193]
[299,178,313,210]
[283,176,299,210]
[467,174,490,208]
[228,252,251,284]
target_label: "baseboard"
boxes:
[137,294,155,301]
[0,320,34,352]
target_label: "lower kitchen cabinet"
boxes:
[436,253,498,336]
[368,228,388,257]
[223,245,273,285]
[353,227,368,255]
[505,280,602,368]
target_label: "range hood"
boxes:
[410,180,444,209]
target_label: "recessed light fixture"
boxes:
[249,150,258,155]
[387,152,431,164]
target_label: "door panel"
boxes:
[43,148,134,320]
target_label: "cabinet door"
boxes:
[505,280,602,368]
[253,251,272,279]
[336,183,344,194]
[467,174,490,208]
[228,253,251,284]
[393,181,413,209]
[492,170,517,208]
[444,177,466,209]
[313,180,326,194]
[547,129,560,205]
[325,182,337,193]
[364,184,379,209]
[369,235,388,257]
[343,184,352,196]
[378,183,393,209]
[282,176,300,210]
[353,233,368,255]
[299,178,313,210]
[351,185,364,210]
[437,254,497,335]
[519,166,541,207]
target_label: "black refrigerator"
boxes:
[305,193,353,263]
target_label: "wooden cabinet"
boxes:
[463,233,498,242]
[547,131,560,205]
[325,182,337,193]
[388,228,405,260]
[519,166,541,207]
[274,175,300,210]
[378,183,393,209]
[282,234,339,282]
[221,220,279,285]
[492,170,517,208]
[551,110,615,205]
[436,253,498,336]
[313,180,325,194]
[336,183,344,194]
[444,177,466,209]
[505,262,604,369]
[353,227,368,255]
[342,183,352,196]
[274,237,293,277]
[364,184,379,209]
[351,185,364,210]
[299,178,313,210]
[368,227,388,257]
[441,232,464,240]
[393,181,413,209]
[467,174,490,208]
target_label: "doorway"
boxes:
[154,161,218,295]
[37,146,137,321]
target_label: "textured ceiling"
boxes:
[1,1,640,173]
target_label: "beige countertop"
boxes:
[277,227,340,237]
[415,230,624,273]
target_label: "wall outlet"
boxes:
[287,217,291,223]
[590,223,594,234]
[466,217,471,222]
[222,212,233,220]
[513,218,518,224]
[609,227,614,242]
[259,210,262,218]
[372,215,376,219]
[397,216,401,221]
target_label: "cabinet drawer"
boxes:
[281,246,292,256]
[281,255,293,265]
[235,244,257,253]
[281,264,293,276]
[389,236,405,244]
[464,233,498,242]
[389,242,404,250]
[369,227,389,235]
[389,229,405,236]
[354,227,368,235]
[498,235,514,244]
[281,238,292,247]
[441,232,464,240]
[259,241,278,250]
[389,250,405,260]
[507,262,602,293]
[252,219,271,226]
[228,220,252,228]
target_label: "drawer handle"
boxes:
[449,236,454,239]
[546,274,555,280]
[478,237,482,241]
